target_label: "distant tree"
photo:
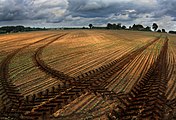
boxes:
[132,24,144,31]
[122,25,126,29]
[169,31,176,34]
[107,23,113,29]
[132,24,136,28]
[162,29,166,33]
[0,26,46,34]
[157,29,161,32]
[152,23,158,31]
[142,26,151,31]
[89,24,93,29]
[129,26,132,29]
[145,26,151,31]
[15,26,25,32]
[116,23,122,29]
[112,23,117,29]
[1,26,15,33]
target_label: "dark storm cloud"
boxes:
[0,0,29,21]
[0,0,175,30]
[156,0,176,19]
[66,0,112,18]
[66,0,154,18]
[0,0,66,21]
[0,0,156,22]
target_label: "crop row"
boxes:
[14,36,160,119]
[108,37,173,119]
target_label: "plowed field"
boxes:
[0,30,175,120]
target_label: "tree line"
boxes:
[1,24,175,34]
[88,23,176,34]
[0,26,47,34]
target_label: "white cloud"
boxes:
[134,0,157,6]
[109,14,130,21]
[0,0,175,31]
[156,16,176,31]
[124,10,136,13]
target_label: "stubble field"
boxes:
[0,30,175,119]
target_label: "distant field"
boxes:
[0,30,175,119]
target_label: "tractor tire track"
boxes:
[0,33,67,118]
[108,37,169,119]
[18,36,160,119]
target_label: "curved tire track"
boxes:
[34,33,74,82]
[19,36,161,119]
[0,33,65,118]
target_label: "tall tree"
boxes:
[132,24,144,30]
[162,29,166,33]
[107,23,112,29]
[157,29,161,32]
[122,25,126,29]
[143,26,151,31]
[152,23,158,31]
[112,23,117,29]
[89,24,93,29]
[117,23,122,29]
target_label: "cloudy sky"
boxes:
[0,0,176,31]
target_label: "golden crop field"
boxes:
[0,30,175,119]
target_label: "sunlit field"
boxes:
[0,30,175,119]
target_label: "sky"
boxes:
[0,0,176,31]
